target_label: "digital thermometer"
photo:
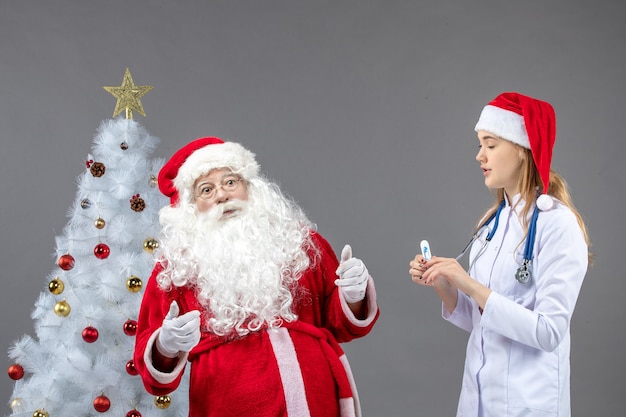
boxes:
[420,240,432,261]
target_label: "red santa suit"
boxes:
[134,231,379,417]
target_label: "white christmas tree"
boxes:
[6,70,189,417]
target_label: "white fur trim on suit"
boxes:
[339,277,378,329]
[174,141,259,194]
[339,354,360,417]
[268,327,311,417]
[475,105,530,149]
[144,328,188,384]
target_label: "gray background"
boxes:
[1,1,624,415]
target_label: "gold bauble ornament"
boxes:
[143,238,159,253]
[126,276,143,292]
[94,217,106,229]
[10,397,22,411]
[48,277,64,295]
[149,174,158,187]
[154,395,171,409]
[54,300,71,317]
[33,409,49,417]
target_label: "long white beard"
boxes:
[155,178,315,337]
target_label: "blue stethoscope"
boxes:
[455,200,539,284]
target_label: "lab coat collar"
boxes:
[504,193,537,221]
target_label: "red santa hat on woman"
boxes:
[158,137,259,205]
[474,92,556,211]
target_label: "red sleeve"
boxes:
[133,264,186,395]
[307,231,380,343]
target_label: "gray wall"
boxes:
[1,1,624,415]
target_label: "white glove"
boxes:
[334,244,369,303]
[156,301,201,358]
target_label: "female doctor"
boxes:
[409,92,591,417]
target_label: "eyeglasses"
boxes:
[195,175,243,201]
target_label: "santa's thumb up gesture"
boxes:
[334,244,369,303]
[156,301,201,358]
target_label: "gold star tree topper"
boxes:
[103,68,153,119]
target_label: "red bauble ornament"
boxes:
[126,359,138,375]
[93,394,111,413]
[94,243,110,259]
[123,319,137,336]
[82,326,99,343]
[58,254,75,270]
[8,364,24,380]
[126,410,142,417]
[93,395,111,412]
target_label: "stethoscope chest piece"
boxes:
[515,260,532,284]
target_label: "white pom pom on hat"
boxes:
[158,137,259,206]
[536,194,554,211]
[475,92,556,211]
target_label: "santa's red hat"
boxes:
[474,92,556,211]
[158,137,259,205]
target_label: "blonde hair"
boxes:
[479,146,593,265]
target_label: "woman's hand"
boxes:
[410,254,449,289]
[410,254,460,312]
[421,257,468,289]
[409,254,431,286]
[421,256,491,309]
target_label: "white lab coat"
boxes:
[445,195,587,417]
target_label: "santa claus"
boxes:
[134,137,380,417]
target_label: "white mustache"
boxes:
[205,200,247,221]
